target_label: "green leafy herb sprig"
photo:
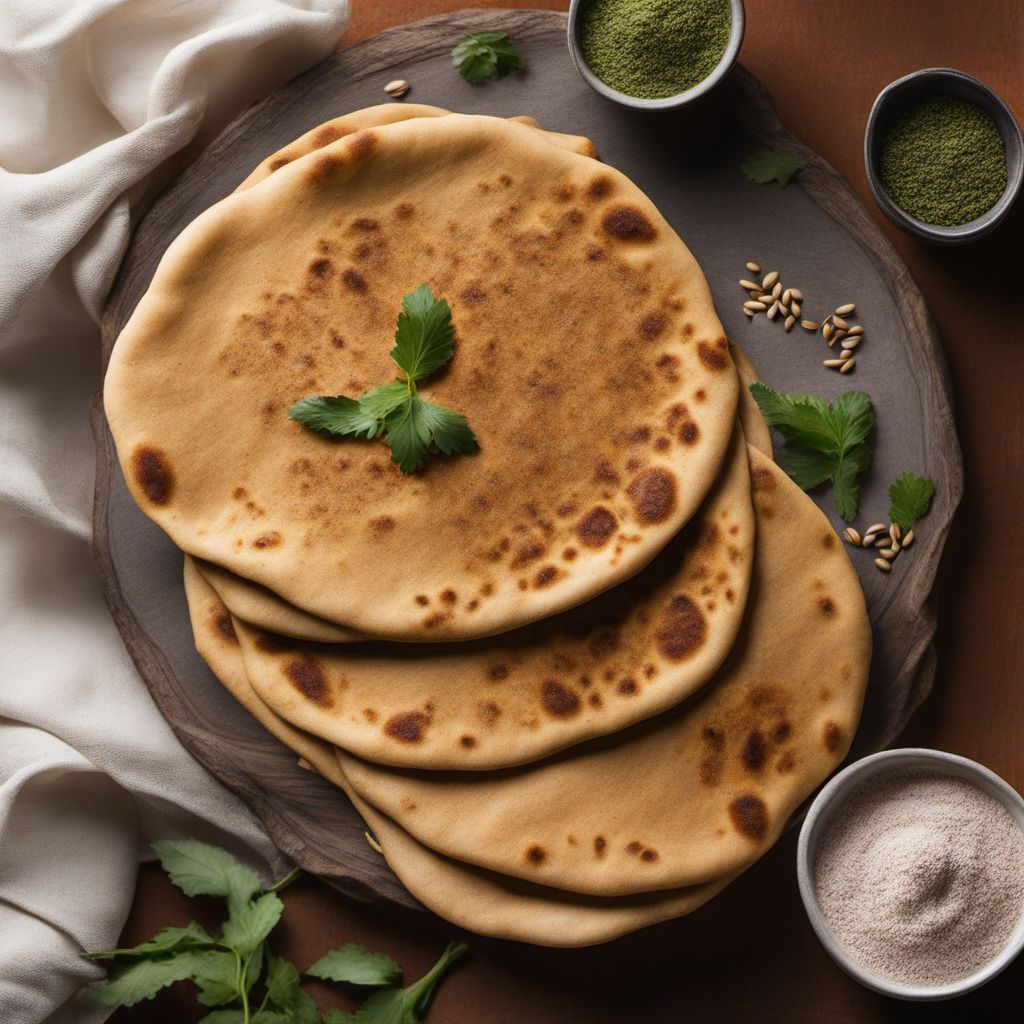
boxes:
[452,31,526,84]
[888,471,934,531]
[741,148,807,188]
[289,284,478,474]
[82,840,466,1023]
[749,383,875,521]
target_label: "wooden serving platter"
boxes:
[95,9,961,911]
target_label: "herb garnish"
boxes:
[289,285,478,474]
[741,148,807,188]
[749,383,875,521]
[81,839,466,1022]
[888,472,935,531]
[452,32,526,83]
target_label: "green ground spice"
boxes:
[580,0,731,100]
[879,97,1007,226]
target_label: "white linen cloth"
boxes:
[0,2,350,1019]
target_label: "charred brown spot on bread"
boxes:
[625,841,642,854]
[479,701,501,726]
[823,720,842,751]
[639,312,667,340]
[593,836,608,857]
[131,446,174,505]
[525,845,547,866]
[655,595,708,660]
[534,565,559,588]
[369,516,395,535]
[347,130,377,157]
[589,692,603,708]
[384,711,431,743]
[282,657,332,707]
[309,153,341,181]
[729,794,769,841]
[822,532,836,549]
[627,468,677,525]
[592,459,621,486]
[252,532,281,549]
[771,720,792,743]
[679,420,700,445]
[588,626,619,658]
[488,663,510,681]
[601,205,656,241]
[699,522,720,548]
[440,589,458,605]
[742,730,768,771]
[617,677,639,696]
[364,708,378,723]
[776,750,796,773]
[695,388,707,402]
[213,613,238,645]
[342,268,367,293]
[575,506,617,548]
[752,467,776,493]
[414,594,429,606]
[541,679,580,718]
[697,340,729,372]
[313,125,344,145]
[510,540,545,568]
[641,848,658,862]
[586,176,611,200]
[394,202,415,219]
[585,243,606,261]
[267,157,290,172]
[818,597,837,618]
[255,633,296,654]
[351,217,379,231]
[460,283,487,305]
[309,258,332,277]
[460,734,477,749]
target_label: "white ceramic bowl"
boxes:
[796,747,1024,1001]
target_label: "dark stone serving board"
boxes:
[95,10,962,911]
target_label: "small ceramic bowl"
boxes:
[797,748,1024,1001]
[864,68,1023,244]
[566,0,745,112]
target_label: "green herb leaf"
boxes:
[192,950,239,1007]
[152,840,262,908]
[888,472,935,530]
[308,943,403,987]
[288,395,385,439]
[741,148,807,187]
[83,952,199,1007]
[221,892,284,958]
[252,1013,293,1024]
[83,922,214,960]
[358,381,412,421]
[452,32,525,84]
[264,951,321,1024]
[323,1011,360,1024]
[391,285,455,382]
[749,382,875,521]
[416,400,479,457]
[199,1012,244,1024]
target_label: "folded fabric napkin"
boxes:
[0,1,350,1019]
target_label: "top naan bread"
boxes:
[105,113,739,641]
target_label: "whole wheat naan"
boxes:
[184,562,735,946]
[219,426,753,770]
[335,450,870,895]
[105,112,739,642]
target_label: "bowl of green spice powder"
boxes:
[865,68,1023,244]
[568,0,744,111]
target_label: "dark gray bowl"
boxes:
[566,0,745,112]
[864,68,1023,245]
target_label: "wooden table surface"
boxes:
[113,2,1024,1020]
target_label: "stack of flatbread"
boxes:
[104,105,871,946]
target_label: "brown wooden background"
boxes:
[113,2,1024,1020]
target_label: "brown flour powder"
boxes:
[813,767,1024,987]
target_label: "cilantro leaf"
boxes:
[221,892,284,958]
[192,951,239,1007]
[152,840,263,909]
[391,285,455,382]
[308,943,403,987]
[750,383,875,521]
[83,922,214,960]
[288,395,384,439]
[888,472,935,530]
[741,148,807,187]
[452,32,525,84]
[264,951,321,1024]
[83,952,199,1007]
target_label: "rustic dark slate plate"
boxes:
[94,9,962,910]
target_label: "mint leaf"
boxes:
[252,1013,293,1024]
[358,381,411,421]
[288,395,384,439]
[383,397,431,473]
[265,951,320,1024]
[888,472,935,530]
[323,1011,360,1024]
[741,148,806,187]
[452,32,525,84]
[199,1013,244,1024]
[83,922,214,960]
[83,952,199,1007]
[152,840,262,908]
[391,285,454,382]
[308,943,402,987]
[749,383,875,521]
[417,400,479,457]
[192,950,239,1007]
[221,892,283,958]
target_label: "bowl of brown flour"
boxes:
[797,748,1024,1000]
